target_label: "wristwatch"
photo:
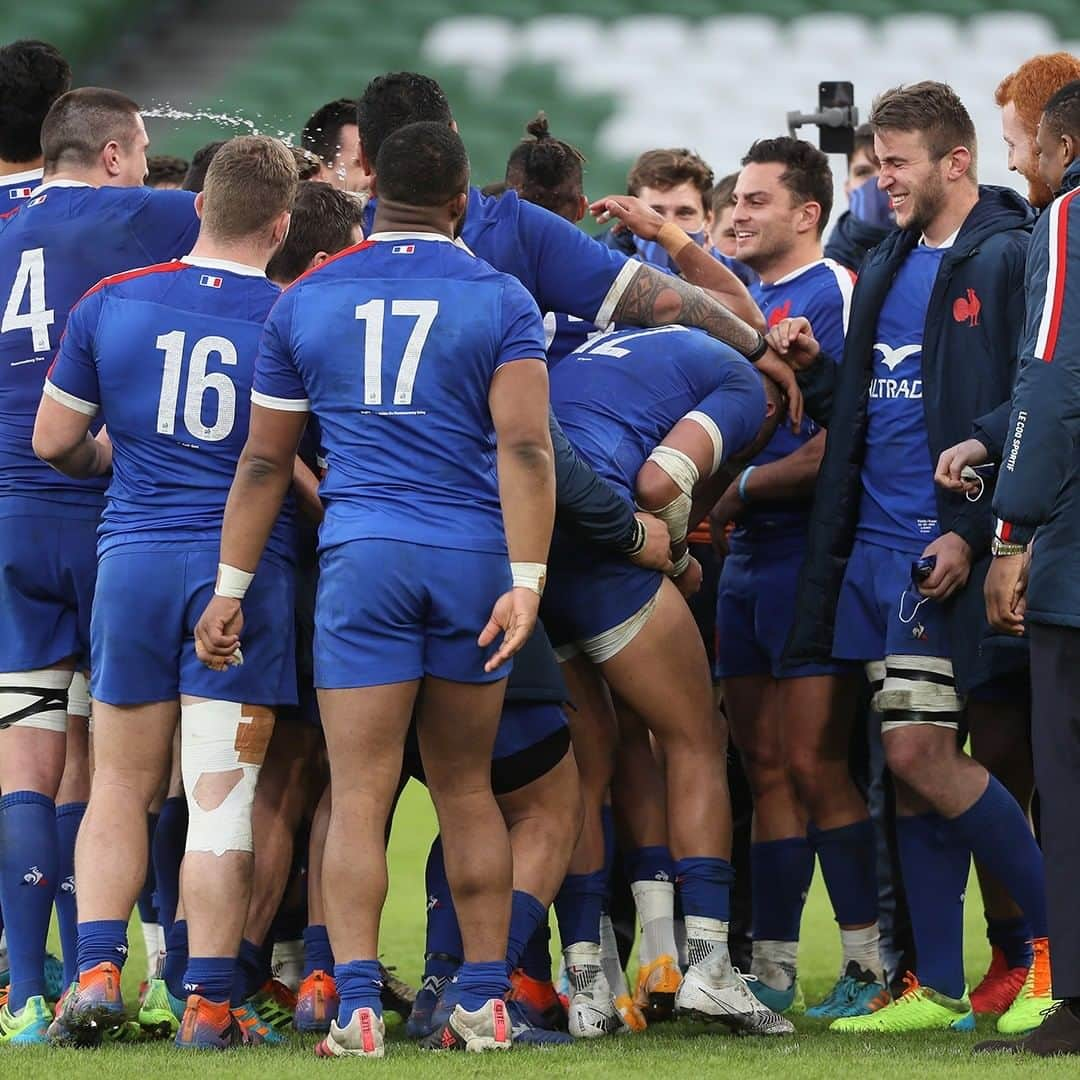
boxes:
[991,537,1027,557]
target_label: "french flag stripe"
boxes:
[391,244,415,254]
[1034,186,1080,363]
[199,274,223,288]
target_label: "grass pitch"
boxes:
[26,781,1072,1078]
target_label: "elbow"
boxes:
[509,439,554,477]
[635,461,676,511]
[239,448,293,488]
[32,428,67,467]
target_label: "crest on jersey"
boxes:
[874,342,921,372]
[199,274,223,288]
[391,244,415,254]
[27,194,47,207]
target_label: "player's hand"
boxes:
[629,512,674,572]
[479,587,541,671]
[673,555,703,598]
[985,549,1029,636]
[935,438,989,494]
[589,194,664,240]
[917,532,972,600]
[708,484,745,558]
[753,347,803,432]
[765,316,820,369]
[195,596,245,671]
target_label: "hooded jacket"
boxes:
[823,210,893,274]
[991,159,1080,628]
[785,186,1034,690]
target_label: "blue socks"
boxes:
[895,814,968,999]
[625,845,676,885]
[521,922,553,982]
[151,796,186,935]
[424,837,463,968]
[231,937,266,1006]
[184,956,234,1004]
[163,919,189,1000]
[810,819,879,926]
[0,790,59,1011]
[449,961,510,1014]
[751,838,813,941]
[302,924,335,978]
[943,777,1048,939]
[554,871,605,946]
[54,801,86,988]
[987,916,1034,970]
[507,891,546,974]
[675,856,735,920]
[76,918,128,977]
[335,959,383,1024]
[136,811,159,927]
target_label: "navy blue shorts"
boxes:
[90,542,297,707]
[833,539,952,664]
[405,700,571,795]
[541,537,662,657]
[315,539,512,688]
[0,497,99,671]
[715,541,843,680]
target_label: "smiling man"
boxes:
[783,82,1052,1036]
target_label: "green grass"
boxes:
[27,781,1071,1077]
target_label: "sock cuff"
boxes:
[56,801,88,820]
[303,924,330,944]
[752,836,811,854]
[512,890,547,921]
[808,819,874,846]
[675,856,736,885]
[0,789,55,812]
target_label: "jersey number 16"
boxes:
[156,330,237,442]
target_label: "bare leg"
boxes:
[307,783,330,928]
[75,700,176,923]
[319,682,417,961]
[612,704,668,850]
[416,677,511,963]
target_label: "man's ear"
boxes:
[306,250,330,273]
[101,139,122,178]
[1064,132,1080,171]
[944,145,974,183]
[358,136,374,176]
[194,190,205,219]
[796,200,822,236]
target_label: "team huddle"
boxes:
[0,35,1077,1058]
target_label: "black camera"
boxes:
[787,81,859,155]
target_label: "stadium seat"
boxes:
[789,13,877,57]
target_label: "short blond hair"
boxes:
[201,135,298,241]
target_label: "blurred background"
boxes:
[2,0,1078,228]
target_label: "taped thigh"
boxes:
[181,700,274,855]
[0,668,72,732]
[67,671,91,719]
[875,654,964,729]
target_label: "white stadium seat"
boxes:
[519,15,604,66]
[699,15,782,62]
[789,14,877,59]
[422,16,517,86]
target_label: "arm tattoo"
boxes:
[611,264,760,356]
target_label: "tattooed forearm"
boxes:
[611,263,762,356]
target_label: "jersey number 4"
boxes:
[156,330,237,442]
[2,248,55,353]
[355,298,438,406]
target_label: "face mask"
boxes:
[632,227,707,273]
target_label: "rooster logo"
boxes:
[767,299,792,328]
[60,875,76,894]
[953,288,982,327]
[21,866,47,887]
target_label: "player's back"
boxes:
[256,234,544,555]
[45,257,290,558]
[0,182,198,499]
[549,325,744,498]
[1,168,42,213]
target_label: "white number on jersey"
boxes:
[576,324,687,359]
[354,299,439,406]
[155,330,238,442]
[2,248,55,352]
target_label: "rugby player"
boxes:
[0,87,198,1045]
[0,40,70,212]
[716,137,881,1018]
[300,99,369,193]
[37,135,298,1050]
[782,82,1052,1035]
[194,121,555,1057]
[544,324,790,1037]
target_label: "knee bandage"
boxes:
[181,700,274,856]
[0,669,71,732]
[67,672,91,719]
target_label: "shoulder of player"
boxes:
[287,238,377,290]
[79,260,187,303]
